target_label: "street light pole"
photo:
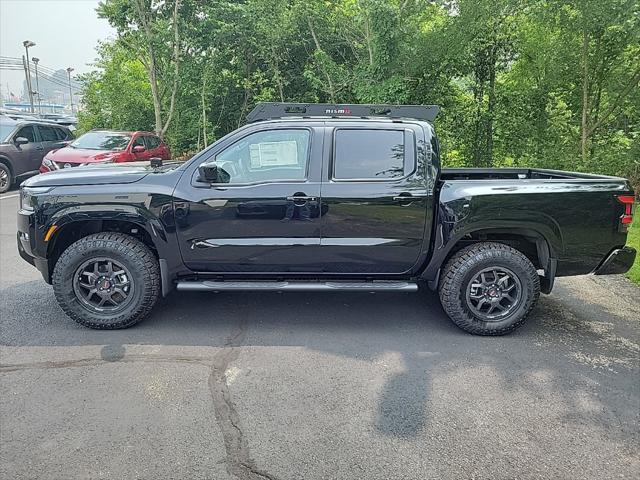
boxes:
[66,67,74,114]
[22,40,36,113]
[32,57,41,115]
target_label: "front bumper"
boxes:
[593,246,637,275]
[17,209,51,283]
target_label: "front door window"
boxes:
[214,129,310,185]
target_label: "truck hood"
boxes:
[23,161,178,187]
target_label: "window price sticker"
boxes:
[250,141,298,168]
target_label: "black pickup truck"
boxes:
[17,103,636,335]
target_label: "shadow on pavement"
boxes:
[1,278,638,446]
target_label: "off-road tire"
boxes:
[0,163,12,193]
[52,233,160,329]
[439,242,540,335]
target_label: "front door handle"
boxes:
[286,195,317,202]
[35,146,44,151]
[393,193,428,202]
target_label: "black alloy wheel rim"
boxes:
[73,257,134,313]
[465,267,522,321]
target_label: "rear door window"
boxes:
[145,136,160,149]
[39,126,58,142]
[332,129,406,180]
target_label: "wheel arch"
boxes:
[422,226,557,294]
[0,156,14,175]
[46,218,159,279]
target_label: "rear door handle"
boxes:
[36,146,44,151]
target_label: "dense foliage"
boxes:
[80,0,640,186]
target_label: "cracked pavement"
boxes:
[1,192,639,479]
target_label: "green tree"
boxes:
[77,41,154,133]
[78,0,640,189]
[97,0,188,138]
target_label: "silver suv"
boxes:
[0,116,73,193]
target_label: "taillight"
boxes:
[616,195,636,228]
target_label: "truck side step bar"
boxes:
[176,280,418,292]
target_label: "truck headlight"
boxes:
[20,186,53,212]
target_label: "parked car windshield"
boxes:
[70,132,131,150]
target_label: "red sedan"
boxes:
[40,130,171,173]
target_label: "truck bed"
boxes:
[433,167,634,280]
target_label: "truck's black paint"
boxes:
[18,118,636,299]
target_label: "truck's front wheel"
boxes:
[52,233,160,329]
[439,242,540,335]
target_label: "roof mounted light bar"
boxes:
[246,102,440,123]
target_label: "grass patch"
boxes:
[625,211,639,285]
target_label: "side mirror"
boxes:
[133,145,146,153]
[14,136,29,146]
[198,162,230,183]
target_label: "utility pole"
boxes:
[66,67,74,114]
[32,57,41,115]
[21,56,30,108]
[23,40,36,113]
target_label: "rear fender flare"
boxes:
[422,222,559,293]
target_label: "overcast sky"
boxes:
[0,0,114,97]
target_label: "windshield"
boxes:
[70,132,131,151]
[0,124,16,142]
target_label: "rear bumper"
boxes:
[593,246,637,275]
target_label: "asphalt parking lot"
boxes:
[1,189,639,480]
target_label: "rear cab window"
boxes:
[331,128,414,181]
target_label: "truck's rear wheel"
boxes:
[52,233,160,329]
[438,242,540,335]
